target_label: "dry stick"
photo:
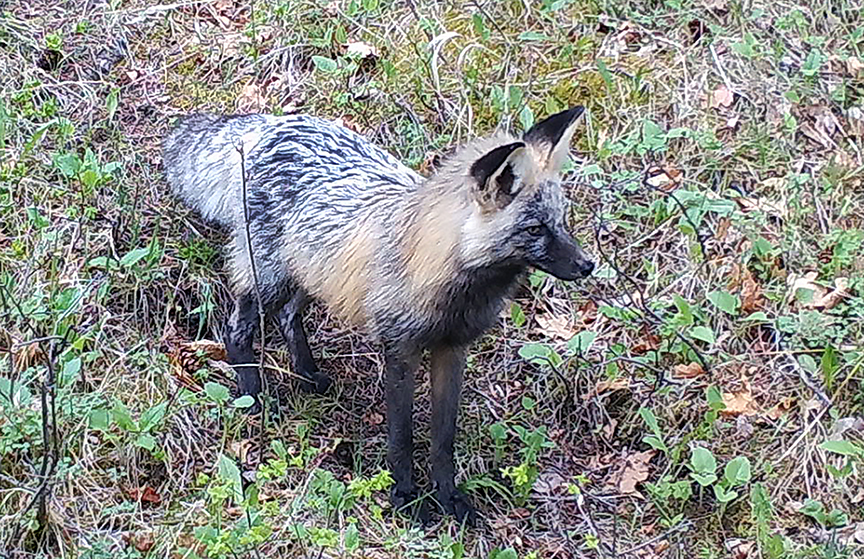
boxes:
[235,141,267,559]
[234,141,269,461]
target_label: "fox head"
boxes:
[459,107,595,281]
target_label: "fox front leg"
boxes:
[383,343,428,522]
[430,345,475,524]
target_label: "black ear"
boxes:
[523,106,585,171]
[470,141,528,210]
[470,142,524,186]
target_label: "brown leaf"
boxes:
[127,531,155,553]
[535,313,579,340]
[236,82,265,112]
[345,40,379,59]
[181,339,226,361]
[584,377,630,400]
[725,539,755,559]
[715,217,732,241]
[720,379,759,417]
[617,450,655,495]
[765,397,795,420]
[644,165,682,191]
[127,485,161,505]
[364,410,384,426]
[578,299,598,325]
[734,192,787,219]
[728,264,764,313]
[787,272,851,310]
[848,107,864,137]
[632,334,660,355]
[229,438,255,465]
[673,362,705,379]
[332,115,360,133]
[710,84,734,109]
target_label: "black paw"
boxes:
[391,487,431,525]
[298,370,332,394]
[436,489,476,525]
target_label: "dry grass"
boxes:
[1,0,863,558]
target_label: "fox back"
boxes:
[163,109,593,348]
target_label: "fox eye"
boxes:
[526,224,544,236]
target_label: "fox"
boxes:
[162,106,594,523]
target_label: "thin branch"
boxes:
[234,139,270,468]
[589,204,710,375]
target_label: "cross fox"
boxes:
[163,106,594,523]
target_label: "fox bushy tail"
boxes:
[162,114,264,227]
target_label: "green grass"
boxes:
[2,0,864,558]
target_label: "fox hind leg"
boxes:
[276,288,332,394]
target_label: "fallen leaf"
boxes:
[848,107,864,136]
[332,115,360,132]
[673,362,705,379]
[181,339,226,361]
[229,439,255,465]
[765,397,795,420]
[127,531,155,553]
[632,334,660,355]
[644,165,681,191]
[847,57,864,75]
[584,377,630,400]
[616,450,655,495]
[127,485,161,504]
[535,313,579,340]
[364,410,383,426]
[720,379,759,417]
[725,539,755,559]
[728,264,764,313]
[734,194,787,219]
[715,218,732,241]
[345,40,379,59]
[578,300,598,325]
[236,82,265,112]
[787,272,851,310]
[710,84,734,109]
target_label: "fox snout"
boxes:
[535,232,595,281]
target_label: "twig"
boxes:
[234,140,270,469]
[589,205,710,373]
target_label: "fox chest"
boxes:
[414,265,524,347]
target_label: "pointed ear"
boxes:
[523,106,585,172]
[470,141,530,210]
